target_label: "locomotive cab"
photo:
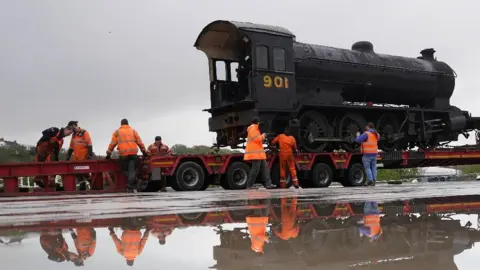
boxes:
[195,20,297,148]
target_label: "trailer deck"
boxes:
[0,146,480,196]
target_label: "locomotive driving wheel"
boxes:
[298,111,332,152]
[336,113,367,152]
[376,113,405,151]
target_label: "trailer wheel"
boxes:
[140,180,162,192]
[342,163,366,187]
[271,163,292,188]
[310,163,333,188]
[225,162,250,189]
[174,161,205,191]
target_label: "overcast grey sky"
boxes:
[1,0,479,153]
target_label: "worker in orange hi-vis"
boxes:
[147,136,172,156]
[244,116,276,189]
[271,127,300,189]
[106,118,148,193]
[274,197,300,241]
[147,136,171,192]
[65,121,93,190]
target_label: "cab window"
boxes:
[273,47,286,71]
[255,45,269,69]
[215,60,226,81]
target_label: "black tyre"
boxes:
[310,163,333,188]
[271,163,293,188]
[174,161,205,191]
[224,162,250,189]
[140,180,162,192]
[168,176,181,191]
[341,163,366,187]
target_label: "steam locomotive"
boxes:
[194,20,480,152]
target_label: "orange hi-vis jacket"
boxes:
[246,216,269,253]
[147,143,172,156]
[111,230,149,261]
[361,131,379,154]
[107,125,146,156]
[69,128,92,161]
[271,134,297,156]
[244,124,266,161]
[74,228,96,259]
[275,197,300,240]
[363,214,382,237]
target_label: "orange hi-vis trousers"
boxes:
[279,155,298,188]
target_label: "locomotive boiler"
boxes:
[194,20,480,152]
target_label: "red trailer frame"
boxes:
[1,146,480,196]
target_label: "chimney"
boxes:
[420,48,436,61]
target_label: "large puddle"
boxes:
[1,194,479,269]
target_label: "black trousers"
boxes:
[120,155,138,189]
[247,160,272,187]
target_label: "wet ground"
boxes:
[1,182,480,269]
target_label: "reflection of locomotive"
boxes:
[194,20,480,152]
[210,214,479,269]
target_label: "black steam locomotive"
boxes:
[194,20,480,152]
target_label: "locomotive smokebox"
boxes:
[351,41,374,53]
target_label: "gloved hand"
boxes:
[356,132,361,137]
[105,153,111,160]
[108,227,115,234]
[142,151,148,158]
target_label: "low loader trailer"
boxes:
[1,146,480,196]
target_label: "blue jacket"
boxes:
[355,129,378,157]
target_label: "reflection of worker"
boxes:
[355,122,380,186]
[66,121,93,190]
[274,197,299,240]
[40,230,84,266]
[244,116,276,189]
[357,201,383,242]
[150,227,174,245]
[246,197,271,253]
[109,225,150,266]
[70,228,96,261]
[271,128,300,189]
[34,125,74,187]
[106,119,148,193]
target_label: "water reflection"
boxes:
[1,195,480,269]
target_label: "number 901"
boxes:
[263,75,289,89]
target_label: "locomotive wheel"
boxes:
[377,113,405,151]
[336,113,367,152]
[298,111,332,152]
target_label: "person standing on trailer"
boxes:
[147,136,172,192]
[244,116,276,189]
[271,128,300,189]
[355,122,380,186]
[34,125,74,187]
[65,121,93,190]
[106,119,148,193]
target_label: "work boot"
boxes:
[265,184,277,189]
[160,187,167,192]
[371,181,376,187]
